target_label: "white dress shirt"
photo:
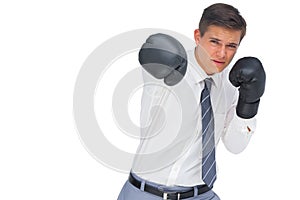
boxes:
[131,48,256,187]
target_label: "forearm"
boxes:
[222,106,256,154]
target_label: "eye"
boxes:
[210,39,219,45]
[227,44,238,49]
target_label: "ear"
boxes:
[194,29,201,45]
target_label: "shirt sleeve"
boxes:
[140,69,170,138]
[222,105,257,154]
[221,77,257,154]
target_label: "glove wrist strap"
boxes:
[236,99,260,119]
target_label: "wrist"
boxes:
[233,111,257,134]
[236,99,260,119]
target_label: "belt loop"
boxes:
[140,180,145,191]
[193,186,198,197]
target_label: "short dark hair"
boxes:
[199,3,247,42]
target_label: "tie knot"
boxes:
[204,78,212,91]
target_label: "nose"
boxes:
[216,45,226,58]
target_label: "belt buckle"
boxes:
[163,193,168,200]
[163,192,181,200]
[177,193,181,200]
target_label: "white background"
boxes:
[1,0,300,199]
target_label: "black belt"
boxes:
[128,173,211,200]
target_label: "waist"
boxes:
[128,172,211,200]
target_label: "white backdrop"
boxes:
[1,0,299,199]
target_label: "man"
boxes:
[117,3,265,200]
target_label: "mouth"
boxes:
[211,59,225,67]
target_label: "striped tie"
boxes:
[201,78,216,188]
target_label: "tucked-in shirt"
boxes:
[131,49,256,187]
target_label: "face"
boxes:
[194,25,242,75]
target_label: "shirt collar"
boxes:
[187,48,221,88]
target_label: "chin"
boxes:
[217,68,225,72]
[217,65,228,72]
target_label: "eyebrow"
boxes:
[228,42,239,47]
[209,37,221,41]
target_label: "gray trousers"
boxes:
[117,174,220,200]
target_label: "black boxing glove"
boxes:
[138,33,187,86]
[229,57,266,119]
